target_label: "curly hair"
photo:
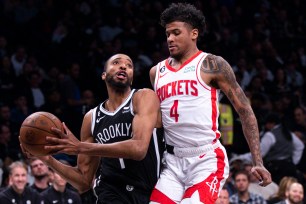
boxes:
[160,3,206,34]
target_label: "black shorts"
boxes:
[95,182,151,204]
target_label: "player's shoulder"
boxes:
[134,88,156,99]
[201,53,232,73]
[205,53,228,63]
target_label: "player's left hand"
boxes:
[45,122,81,155]
[251,165,272,187]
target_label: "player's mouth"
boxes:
[116,71,127,79]
[168,45,176,51]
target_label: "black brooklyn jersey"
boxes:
[91,89,165,194]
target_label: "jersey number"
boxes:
[170,100,179,122]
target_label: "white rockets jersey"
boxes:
[154,51,221,147]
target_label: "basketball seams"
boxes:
[19,111,62,156]
[38,112,62,129]
[20,124,55,135]
[21,141,57,145]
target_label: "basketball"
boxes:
[19,111,62,156]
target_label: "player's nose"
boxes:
[119,64,127,70]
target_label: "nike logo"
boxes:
[199,154,206,159]
[96,115,106,123]
[160,72,169,78]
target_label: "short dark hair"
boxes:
[234,170,250,181]
[160,3,206,34]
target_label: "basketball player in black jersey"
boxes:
[20,54,164,204]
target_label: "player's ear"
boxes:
[191,29,198,40]
[101,72,106,80]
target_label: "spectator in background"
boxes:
[291,106,306,141]
[41,167,82,204]
[0,56,16,105]
[23,70,47,111]
[40,88,66,121]
[81,89,96,115]
[10,94,33,127]
[268,176,298,204]
[285,60,304,91]
[270,68,291,98]
[230,170,267,204]
[239,112,304,184]
[10,46,27,77]
[14,62,34,91]
[275,182,304,204]
[216,187,230,204]
[291,106,306,176]
[0,161,42,203]
[232,57,252,90]
[28,158,50,193]
[0,104,20,149]
[0,124,12,162]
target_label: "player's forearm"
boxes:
[44,157,91,192]
[79,139,147,160]
[238,108,264,166]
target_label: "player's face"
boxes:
[103,54,134,90]
[286,183,304,204]
[9,167,28,193]
[165,21,198,59]
[30,159,49,178]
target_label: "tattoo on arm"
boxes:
[201,54,249,105]
[201,54,262,164]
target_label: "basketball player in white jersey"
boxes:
[149,3,272,204]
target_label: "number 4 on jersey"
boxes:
[170,100,179,122]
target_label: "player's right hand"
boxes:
[44,122,81,155]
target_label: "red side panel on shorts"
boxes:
[150,188,176,204]
[182,147,226,204]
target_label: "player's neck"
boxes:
[106,89,132,112]
[169,48,200,68]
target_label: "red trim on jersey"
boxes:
[165,51,203,72]
[211,88,217,134]
[182,147,226,204]
[150,188,176,204]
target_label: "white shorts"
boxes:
[150,140,229,204]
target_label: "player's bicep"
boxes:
[132,89,160,141]
[149,66,157,87]
[201,55,250,113]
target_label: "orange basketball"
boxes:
[19,111,62,156]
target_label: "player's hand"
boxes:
[251,165,272,187]
[45,122,81,155]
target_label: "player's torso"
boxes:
[91,89,164,191]
[154,51,221,147]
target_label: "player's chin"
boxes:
[169,50,180,58]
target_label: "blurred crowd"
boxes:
[0,0,306,203]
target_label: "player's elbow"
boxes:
[76,182,92,194]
